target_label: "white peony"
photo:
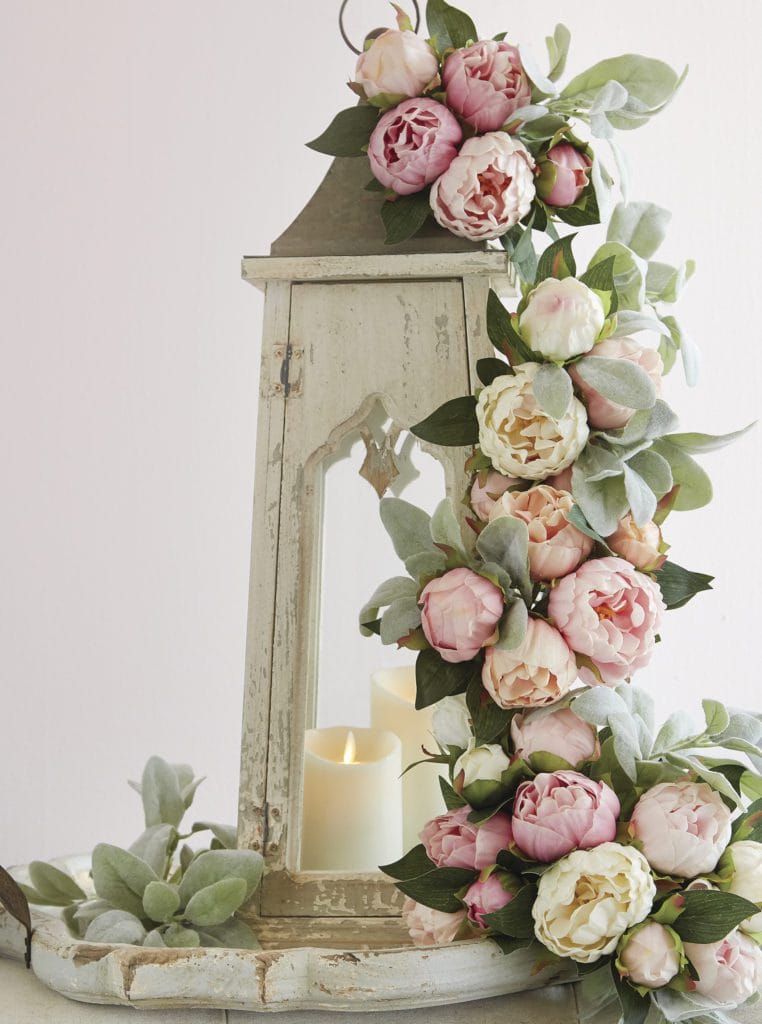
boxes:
[533,843,656,964]
[354,30,439,101]
[477,364,589,481]
[519,277,605,361]
[721,840,762,933]
[431,694,472,750]
[454,744,510,787]
[430,133,536,241]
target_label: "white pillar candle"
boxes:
[370,666,445,850]
[301,726,403,872]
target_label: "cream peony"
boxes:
[532,843,656,963]
[431,693,472,750]
[719,840,762,933]
[354,30,439,101]
[482,617,578,708]
[607,514,665,571]
[477,365,589,481]
[430,133,536,241]
[454,744,511,788]
[519,277,605,362]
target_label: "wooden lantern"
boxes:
[235,154,517,949]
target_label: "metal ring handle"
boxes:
[338,0,421,55]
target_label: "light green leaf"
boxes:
[616,683,656,741]
[190,822,238,851]
[197,919,262,950]
[430,498,467,556]
[184,877,248,928]
[666,753,743,807]
[652,440,713,511]
[626,448,673,498]
[661,314,700,386]
[570,687,629,726]
[475,516,531,603]
[596,400,679,447]
[143,881,181,923]
[494,599,529,651]
[380,596,422,645]
[703,699,730,738]
[546,23,571,82]
[663,424,755,455]
[533,363,573,418]
[360,575,419,635]
[588,242,647,311]
[129,824,175,877]
[379,498,436,561]
[91,844,158,918]
[426,0,477,51]
[622,463,656,525]
[71,899,112,935]
[561,55,681,125]
[609,711,641,781]
[611,309,671,338]
[143,928,166,947]
[405,550,447,583]
[163,923,200,948]
[606,201,671,259]
[579,444,627,483]
[84,909,146,946]
[306,106,378,158]
[571,464,629,537]
[27,861,86,905]
[141,756,185,829]
[652,711,699,755]
[575,356,657,410]
[178,849,264,905]
[646,259,696,303]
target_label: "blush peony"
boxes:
[368,98,462,196]
[510,707,599,766]
[442,40,532,133]
[482,617,578,709]
[685,930,762,1007]
[463,872,518,929]
[420,805,512,871]
[470,469,515,522]
[402,897,466,946]
[617,921,682,988]
[537,144,593,208]
[419,567,503,664]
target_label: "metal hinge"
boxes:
[272,343,303,398]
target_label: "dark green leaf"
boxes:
[483,885,537,938]
[536,234,577,283]
[396,865,476,913]
[554,185,601,229]
[381,191,433,245]
[411,395,479,446]
[486,289,536,363]
[612,969,651,1024]
[674,890,760,944]
[490,934,533,956]
[439,776,467,810]
[306,106,379,157]
[477,357,512,386]
[654,561,713,610]
[380,844,436,881]
[415,649,481,709]
[579,254,618,312]
[426,0,477,50]
[467,674,513,745]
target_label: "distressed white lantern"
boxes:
[235,153,517,948]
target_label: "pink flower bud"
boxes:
[420,567,503,664]
[538,144,592,208]
[368,98,462,196]
[512,771,620,862]
[618,922,682,988]
[470,470,515,522]
[463,872,518,929]
[402,897,466,946]
[607,514,666,571]
[510,707,599,766]
[443,40,531,133]
[420,806,513,870]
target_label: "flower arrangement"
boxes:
[349,11,759,1021]
[13,757,263,950]
[308,0,685,267]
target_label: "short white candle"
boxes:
[301,726,403,872]
[370,666,445,849]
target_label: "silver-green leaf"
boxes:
[533,363,573,418]
[575,356,657,410]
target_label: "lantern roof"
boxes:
[267,156,487,258]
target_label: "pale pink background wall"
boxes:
[1,0,760,865]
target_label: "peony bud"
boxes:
[510,707,599,766]
[355,29,439,101]
[431,693,472,750]
[607,514,666,571]
[454,744,511,808]
[536,144,593,208]
[402,896,467,946]
[470,470,515,522]
[420,805,512,871]
[463,871,520,929]
[617,921,682,989]
[419,567,503,664]
[518,277,605,362]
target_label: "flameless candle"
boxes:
[301,726,403,872]
[370,666,445,849]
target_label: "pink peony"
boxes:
[548,556,665,686]
[685,931,762,1006]
[489,485,593,581]
[607,514,666,571]
[443,40,532,133]
[538,144,593,208]
[512,770,620,862]
[630,781,732,878]
[420,567,503,664]
[570,337,664,430]
[470,470,515,522]
[510,707,599,766]
[354,29,439,101]
[430,133,536,241]
[368,98,462,196]
[402,897,467,946]
[463,872,517,929]
[482,617,578,709]
[420,806,513,870]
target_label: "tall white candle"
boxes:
[301,726,403,872]
[370,666,445,849]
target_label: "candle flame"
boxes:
[343,730,357,764]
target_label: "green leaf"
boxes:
[742,772,762,802]
[381,190,432,245]
[380,595,422,645]
[566,505,613,550]
[663,424,755,455]
[651,440,713,511]
[184,877,248,928]
[396,865,477,913]
[129,824,175,876]
[141,756,186,829]
[178,849,264,905]
[197,919,262,950]
[579,254,616,296]
[467,674,514,744]
[561,55,681,124]
[571,463,629,537]
[536,234,577,282]
[612,970,651,1024]
[483,886,537,938]
[546,23,571,81]
[674,890,760,944]
[661,315,700,387]
[439,776,467,810]
[596,400,679,448]
[379,499,436,561]
[477,357,512,386]
[190,822,238,851]
[381,843,436,881]
[91,844,159,918]
[84,909,147,946]
[486,289,536,363]
[606,201,671,259]
[406,550,447,583]
[430,498,467,556]
[143,880,181,923]
[27,861,86,905]
[703,699,730,738]
[163,923,201,948]
[571,687,629,727]
[410,395,479,446]
[476,516,531,603]
[588,242,647,311]
[646,259,695,303]
[426,0,477,50]
[533,364,573,419]
[574,356,657,411]
[653,561,713,610]
[626,448,672,499]
[415,649,481,710]
[494,598,529,651]
[306,106,379,157]
[622,462,656,526]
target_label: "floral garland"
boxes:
[337,5,761,1024]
